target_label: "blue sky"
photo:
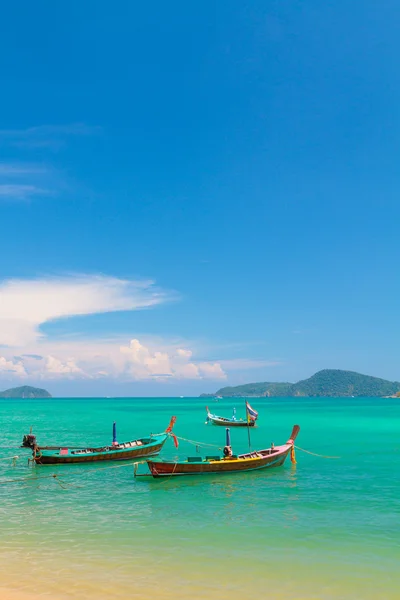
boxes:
[0,1,399,396]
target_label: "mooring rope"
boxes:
[0,473,55,485]
[154,461,179,483]
[174,435,221,449]
[167,462,178,479]
[0,455,19,461]
[0,460,143,487]
[294,445,341,459]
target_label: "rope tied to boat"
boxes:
[294,445,341,459]
[0,459,148,487]
[50,474,69,489]
[173,435,222,450]
[0,455,19,464]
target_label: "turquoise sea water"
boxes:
[0,397,399,599]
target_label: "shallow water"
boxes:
[1,397,399,599]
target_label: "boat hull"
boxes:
[34,436,167,465]
[145,425,300,478]
[148,448,290,477]
[208,417,256,427]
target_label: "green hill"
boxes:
[290,369,400,397]
[0,385,52,399]
[202,381,292,398]
[202,369,400,398]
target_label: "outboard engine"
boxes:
[22,433,37,448]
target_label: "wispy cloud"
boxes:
[0,164,48,176]
[0,123,99,199]
[0,272,279,384]
[0,274,172,347]
[0,123,101,150]
[0,162,54,201]
[0,124,101,138]
[0,184,49,201]
[0,273,229,382]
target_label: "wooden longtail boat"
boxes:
[31,417,177,465]
[205,406,256,427]
[141,425,300,478]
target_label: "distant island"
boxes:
[201,369,400,398]
[0,385,52,399]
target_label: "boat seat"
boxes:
[187,456,203,462]
[206,456,221,461]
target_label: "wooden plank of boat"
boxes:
[143,425,300,478]
[32,417,177,465]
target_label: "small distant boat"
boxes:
[139,425,300,478]
[205,402,258,427]
[28,417,177,465]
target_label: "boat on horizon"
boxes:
[137,425,300,478]
[205,402,258,427]
[27,417,177,465]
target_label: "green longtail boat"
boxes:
[28,417,177,465]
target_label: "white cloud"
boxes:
[45,356,86,378]
[197,362,227,379]
[120,339,226,381]
[0,273,271,385]
[176,348,192,359]
[121,338,173,379]
[0,356,27,377]
[0,274,170,346]
[0,273,228,382]
[0,337,227,382]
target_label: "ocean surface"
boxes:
[0,397,399,599]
